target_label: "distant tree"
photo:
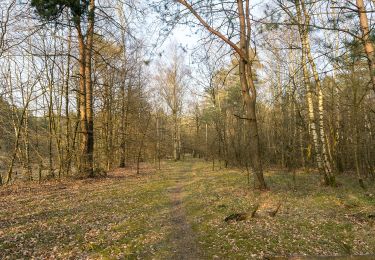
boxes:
[155,0,268,189]
[156,46,187,161]
[0,0,16,57]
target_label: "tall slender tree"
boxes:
[170,0,267,189]
[31,0,96,177]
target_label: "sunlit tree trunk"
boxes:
[76,23,88,176]
[238,0,267,189]
[296,0,335,185]
[302,0,334,185]
[356,0,375,95]
[75,0,95,178]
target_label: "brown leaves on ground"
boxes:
[1,159,375,259]
[183,161,375,259]
[0,162,170,259]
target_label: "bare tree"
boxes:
[166,0,267,189]
[156,46,187,161]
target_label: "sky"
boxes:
[144,0,267,108]
[152,0,265,55]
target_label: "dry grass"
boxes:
[1,159,374,259]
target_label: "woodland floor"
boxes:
[1,159,375,259]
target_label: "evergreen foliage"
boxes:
[30,0,88,20]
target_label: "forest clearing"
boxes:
[1,159,375,259]
[1,0,375,259]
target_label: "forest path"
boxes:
[2,159,375,259]
[0,159,207,259]
[166,161,203,260]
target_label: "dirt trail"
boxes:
[168,163,203,260]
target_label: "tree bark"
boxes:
[356,0,375,95]
[301,0,334,185]
[118,6,128,168]
[238,0,267,189]
[75,0,95,177]
[84,0,95,177]
[173,109,180,161]
[76,23,89,176]
[65,23,72,176]
[163,0,267,189]
[296,0,335,185]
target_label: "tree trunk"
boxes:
[6,104,28,184]
[48,82,54,177]
[76,24,89,177]
[119,80,127,167]
[173,110,180,161]
[296,0,335,185]
[65,23,72,176]
[104,75,113,171]
[205,123,208,160]
[246,98,267,189]
[156,115,161,169]
[118,5,128,168]
[23,109,32,180]
[120,80,131,167]
[238,0,267,190]
[175,0,267,189]
[75,0,95,178]
[301,0,334,185]
[356,0,375,95]
[84,0,95,177]
[297,2,322,174]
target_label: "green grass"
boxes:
[1,159,374,259]
[182,161,375,259]
[0,166,176,259]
